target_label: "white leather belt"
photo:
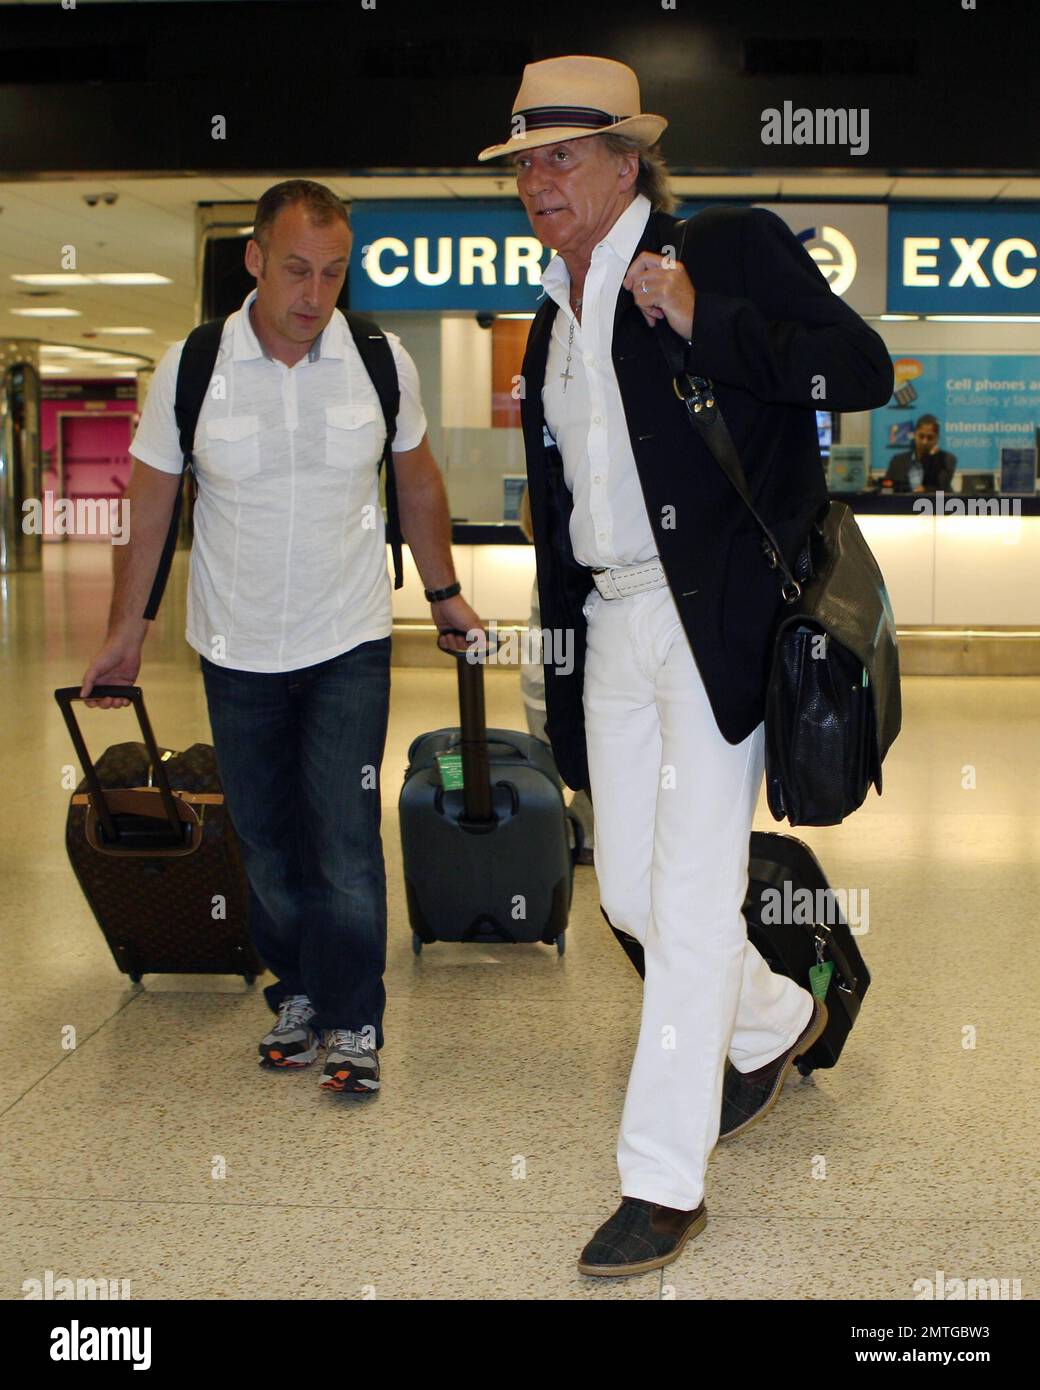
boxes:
[590,558,668,600]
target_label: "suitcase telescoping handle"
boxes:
[53,685,184,847]
[436,628,494,824]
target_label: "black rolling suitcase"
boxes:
[607,831,869,1075]
[56,685,263,984]
[398,642,584,955]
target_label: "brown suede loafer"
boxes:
[718,997,829,1141]
[578,1197,707,1277]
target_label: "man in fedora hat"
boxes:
[479,55,893,1276]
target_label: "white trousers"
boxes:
[581,584,814,1211]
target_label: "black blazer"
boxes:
[519,205,895,793]
[885,448,957,491]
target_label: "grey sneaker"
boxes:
[319,1029,380,1094]
[258,994,321,1069]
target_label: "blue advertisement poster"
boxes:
[870,354,1040,482]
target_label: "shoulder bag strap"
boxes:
[142,317,226,620]
[652,219,806,603]
[345,310,404,590]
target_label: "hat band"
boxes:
[513,104,630,132]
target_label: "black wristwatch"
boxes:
[424,580,462,602]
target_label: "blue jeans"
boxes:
[199,637,392,1046]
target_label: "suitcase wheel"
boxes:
[795,1057,814,1078]
[243,973,257,987]
[412,932,423,956]
[128,971,143,984]
[556,932,566,957]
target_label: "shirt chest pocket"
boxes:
[324,403,383,474]
[202,414,262,481]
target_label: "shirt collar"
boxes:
[540,193,653,302]
[229,288,347,363]
[602,192,653,263]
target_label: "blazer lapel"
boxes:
[612,209,678,340]
[522,295,556,401]
[520,297,557,463]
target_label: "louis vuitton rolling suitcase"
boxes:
[606,831,869,1074]
[56,685,262,984]
[398,637,584,955]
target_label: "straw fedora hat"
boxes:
[477,55,667,162]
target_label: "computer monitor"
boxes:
[816,410,839,458]
[957,472,997,494]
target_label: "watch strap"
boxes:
[424,580,462,602]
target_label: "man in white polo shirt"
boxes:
[81,179,480,1095]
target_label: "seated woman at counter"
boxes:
[884,414,957,492]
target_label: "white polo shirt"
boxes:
[540,192,658,570]
[131,290,427,672]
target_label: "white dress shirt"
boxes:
[540,192,658,570]
[131,289,427,673]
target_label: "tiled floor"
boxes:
[1,544,1037,1300]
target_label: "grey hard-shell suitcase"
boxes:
[398,639,584,955]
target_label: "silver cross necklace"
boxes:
[561,294,583,392]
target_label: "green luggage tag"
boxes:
[809,960,834,1001]
[810,932,835,1001]
[435,751,464,790]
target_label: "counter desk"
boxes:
[389,494,1040,673]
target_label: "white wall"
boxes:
[439,315,491,429]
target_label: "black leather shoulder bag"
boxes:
[653,225,902,826]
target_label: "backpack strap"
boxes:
[344,310,404,589]
[142,317,226,620]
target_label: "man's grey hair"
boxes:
[598,132,678,214]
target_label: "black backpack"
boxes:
[143,310,404,620]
